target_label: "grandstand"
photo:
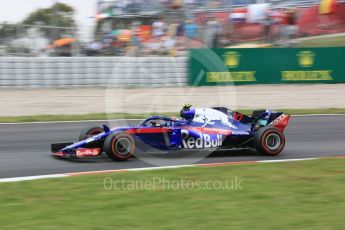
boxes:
[265,0,345,8]
[94,0,345,48]
[97,0,345,15]
[188,0,345,12]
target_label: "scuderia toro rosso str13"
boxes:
[52,105,290,161]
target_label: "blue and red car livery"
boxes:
[51,106,290,161]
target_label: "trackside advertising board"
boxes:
[189,47,345,86]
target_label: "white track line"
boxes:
[1,157,338,183]
[258,158,318,163]
[292,114,345,117]
[0,174,67,183]
[127,165,195,171]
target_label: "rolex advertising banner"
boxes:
[189,47,345,86]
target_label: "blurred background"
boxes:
[0,0,344,57]
[0,3,344,229]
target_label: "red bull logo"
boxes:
[181,130,223,149]
[76,148,101,157]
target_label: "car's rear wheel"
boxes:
[104,132,135,161]
[254,127,285,156]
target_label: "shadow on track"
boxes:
[52,149,263,163]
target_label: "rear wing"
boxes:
[269,114,291,132]
[251,110,291,131]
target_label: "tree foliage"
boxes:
[22,2,75,28]
[0,23,20,43]
[15,2,77,40]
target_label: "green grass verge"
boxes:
[0,108,345,123]
[0,158,344,229]
[297,34,345,47]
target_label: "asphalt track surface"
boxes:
[0,115,344,179]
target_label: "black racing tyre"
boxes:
[79,126,105,152]
[254,127,285,156]
[79,126,104,141]
[103,132,135,161]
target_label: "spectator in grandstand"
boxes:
[175,37,188,56]
[146,36,163,55]
[167,19,179,37]
[262,12,275,43]
[56,45,72,57]
[287,9,297,37]
[208,0,222,8]
[152,16,167,37]
[176,19,185,36]
[131,30,141,47]
[184,19,199,39]
[162,36,177,56]
[281,8,298,45]
[86,41,102,56]
[169,0,184,10]
[203,16,222,48]
[214,22,225,48]
[319,0,338,28]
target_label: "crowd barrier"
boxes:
[189,47,345,86]
[0,57,188,88]
[1,47,344,88]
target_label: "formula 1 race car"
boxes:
[51,105,290,161]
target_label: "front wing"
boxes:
[51,142,102,158]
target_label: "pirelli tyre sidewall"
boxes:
[104,132,135,161]
[254,127,285,156]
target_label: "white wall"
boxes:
[0,57,188,88]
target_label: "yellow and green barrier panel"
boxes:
[189,47,345,86]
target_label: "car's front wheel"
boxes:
[78,126,105,152]
[103,132,135,161]
[254,127,285,156]
[79,126,104,141]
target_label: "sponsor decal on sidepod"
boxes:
[181,130,223,149]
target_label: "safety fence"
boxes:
[1,47,344,88]
[0,57,188,88]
